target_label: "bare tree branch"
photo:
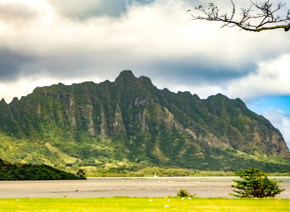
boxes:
[187,0,290,32]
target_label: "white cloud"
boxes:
[0,0,290,104]
[264,109,290,148]
[224,54,290,100]
[0,1,39,24]
[0,73,105,103]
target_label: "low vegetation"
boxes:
[176,189,195,198]
[83,167,233,177]
[1,155,289,179]
[74,166,290,177]
[0,158,86,180]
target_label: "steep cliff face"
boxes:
[0,70,289,171]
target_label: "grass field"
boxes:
[45,143,79,164]
[0,198,289,212]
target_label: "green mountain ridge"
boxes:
[0,70,289,172]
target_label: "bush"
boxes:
[177,189,195,197]
[231,167,284,198]
[76,169,86,179]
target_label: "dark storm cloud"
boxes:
[138,58,258,86]
[48,0,155,20]
[0,50,119,83]
[0,46,257,87]
[0,2,39,23]
[0,49,37,81]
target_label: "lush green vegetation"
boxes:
[0,158,85,180]
[83,166,236,177]
[231,167,284,198]
[0,198,289,212]
[1,71,290,173]
[1,131,290,176]
[74,166,290,177]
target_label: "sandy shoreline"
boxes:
[0,177,289,198]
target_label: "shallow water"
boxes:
[0,177,289,198]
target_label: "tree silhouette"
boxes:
[188,0,290,32]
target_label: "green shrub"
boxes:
[177,189,195,197]
[231,167,284,198]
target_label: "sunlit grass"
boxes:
[45,142,78,164]
[0,198,289,212]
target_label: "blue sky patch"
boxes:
[246,96,290,116]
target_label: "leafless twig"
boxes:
[187,0,290,32]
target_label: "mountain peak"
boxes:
[116,70,136,80]
[0,98,6,104]
[114,70,139,87]
[139,76,154,88]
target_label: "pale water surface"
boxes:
[0,177,289,198]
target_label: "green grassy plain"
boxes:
[0,198,289,212]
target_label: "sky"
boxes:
[0,0,289,147]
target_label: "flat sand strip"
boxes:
[0,177,289,198]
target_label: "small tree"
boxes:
[231,167,284,198]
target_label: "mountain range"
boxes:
[0,70,289,172]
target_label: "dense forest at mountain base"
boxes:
[0,71,289,173]
[0,158,86,180]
